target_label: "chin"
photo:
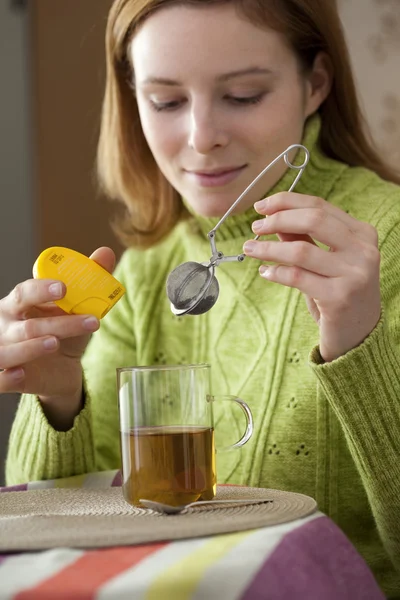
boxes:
[193,201,251,219]
[187,195,244,218]
[197,206,227,218]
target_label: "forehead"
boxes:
[130,4,292,81]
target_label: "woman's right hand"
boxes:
[0,247,115,429]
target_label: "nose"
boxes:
[187,101,229,154]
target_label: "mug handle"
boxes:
[209,395,253,452]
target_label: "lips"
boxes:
[188,166,244,176]
[184,165,247,188]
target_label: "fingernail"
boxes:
[252,220,264,233]
[243,241,256,254]
[254,199,267,212]
[9,367,25,381]
[49,283,63,298]
[43,336,58,350]
[83,316,99,331]
[260,266,271,278]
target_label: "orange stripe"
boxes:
[15,543,168,600]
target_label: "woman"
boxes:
[1,0,399,595]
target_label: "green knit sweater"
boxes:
[6,116,400,597]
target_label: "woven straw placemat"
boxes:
[0,485,317,551]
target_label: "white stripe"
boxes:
[0,548,84,600]
[26,470,119,490]
[82,472,118,488]
[27,480,55,490]
[191,512,324,600]
[96,538,210,600]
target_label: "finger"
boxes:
[243,239,341,277]
[23,302,68,320]
[258,263,333,299]
[304,295,321,323]
[0,279,66,319]
[254,220,320,248]
[89,247,116,274]
[0,367,26,394]
[5,314,99,345]
[254,193,374,243]
[0,336,59,370]
[252,208,354,251]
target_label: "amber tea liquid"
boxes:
[121,425,216,507]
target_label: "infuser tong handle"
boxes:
[206,144,310,266]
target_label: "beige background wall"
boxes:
[0,0,399,485]
[340,0,400,169]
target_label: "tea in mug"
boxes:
[120,425,216,506]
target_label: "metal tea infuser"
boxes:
[166,144,310,316]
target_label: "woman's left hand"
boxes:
[243,192,381,362]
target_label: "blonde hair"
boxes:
[97,0,400,249]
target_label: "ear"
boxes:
[304,52,333,117]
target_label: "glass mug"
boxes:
[117,364,253,507]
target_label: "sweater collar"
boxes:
[188,113,348,240]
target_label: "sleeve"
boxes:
[308,221,400,572]
[5,251,137,485]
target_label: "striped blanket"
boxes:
[0,470,384,600]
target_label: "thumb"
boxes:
[89,246,116,274]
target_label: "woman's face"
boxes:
[131,3,325,217]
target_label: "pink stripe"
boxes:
[0,483,28,493]
[111,471,122,487]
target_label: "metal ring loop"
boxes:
[283,144,310,170]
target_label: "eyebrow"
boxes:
[141,67,274,86]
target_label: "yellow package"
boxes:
[33,246,125,319]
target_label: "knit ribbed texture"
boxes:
[6,391,95,481]
[5,115,400,597]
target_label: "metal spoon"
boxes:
[139,497,273,515]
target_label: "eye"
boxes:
[226,93,265,106]
[149,99,186,112]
